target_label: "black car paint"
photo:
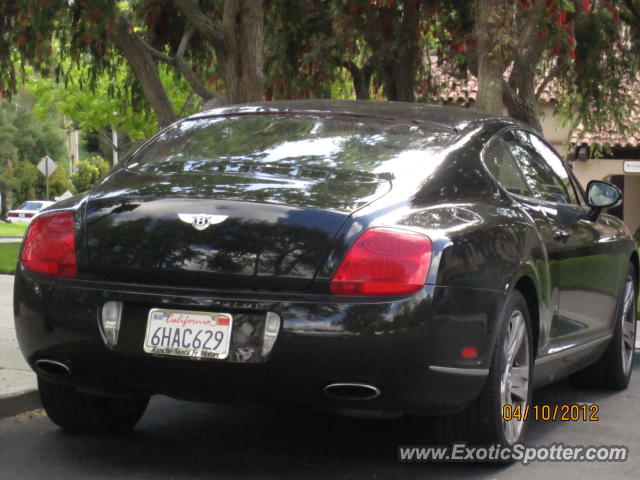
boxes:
[13,100,637,416]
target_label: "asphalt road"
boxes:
[1,363,639,480]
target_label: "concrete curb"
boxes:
[0,388,40,419]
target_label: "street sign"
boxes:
[37,155,57,177]
[37,155,57,200]
[623,161,640,173]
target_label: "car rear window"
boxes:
[126,114,456,180]
[19,202,44,210]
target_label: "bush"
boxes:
[71,155,111,192]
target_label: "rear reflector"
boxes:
[330,227,432,296]
[460,347,478,358]
[101,301,123,347]
[21,211,78,277]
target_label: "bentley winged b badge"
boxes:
[177,213,228,231]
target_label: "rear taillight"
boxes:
[7,212,17,217]
[21,211,77,277]
[330,227,432,296]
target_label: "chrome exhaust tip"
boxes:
[323,382,381,401]
[34,359,71,377]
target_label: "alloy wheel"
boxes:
[621,275,637,377]
[500,309,530,445]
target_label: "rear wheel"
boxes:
[432,289,533,447]
[571,264,637,390]
[38,377,149,432]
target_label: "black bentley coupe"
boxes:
[14,100,637,448]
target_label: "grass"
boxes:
[0,243,20,274]
[0,222,28,237]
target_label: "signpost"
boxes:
[37,155,57,200]
[623,161,640,173]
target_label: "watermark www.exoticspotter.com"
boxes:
[398,443,629,465]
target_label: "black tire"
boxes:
[432,289,534,448]
[38,377,149,432]
[571,263,637,390]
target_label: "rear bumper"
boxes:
[13,266,506,415]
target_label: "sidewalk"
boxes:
[0,275,38,416]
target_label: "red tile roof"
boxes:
[429,64,638,148]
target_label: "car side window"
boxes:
[502,130,578,205]
[482,137,531,196]
[527,133,582,205]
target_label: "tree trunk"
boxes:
[219,0,264,104]
[503,52,545,132]
[366,0,421,102]
[475,0,514,114]
[113,19,177,127]
[502,84,543,132]
[380,59,416,102]
[341,60,373,100]
[175,0,264,106]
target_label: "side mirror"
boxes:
[586,180,622,220]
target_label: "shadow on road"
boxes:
[1,372,631,479]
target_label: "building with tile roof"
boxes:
[430,67,640,236]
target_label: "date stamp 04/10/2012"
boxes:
[503,403,600,422]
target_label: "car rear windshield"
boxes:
[126,114,456,180]
[19,202,44,210]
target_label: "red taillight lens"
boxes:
[7,212,17,217]
[330,227,432,296]
[21,211,77,277]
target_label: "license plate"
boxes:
[143,309,233,360]
[19,213,24,218]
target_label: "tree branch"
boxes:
[174,55,214,101]
[173,0,226,52]
[176,26,196,59]
[140,41,173,65]
[517,0,544,50]
[112,17,177,127]
[623,0,640,25]
[136,24,213,102]
[535,58,566,99]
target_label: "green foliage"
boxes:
[264,0,337,99]
[1,1,208,137]
[72,155,110,192]
[557,1,638,139]
[24,58,197,141]
[1,0,639,147]
[0,92,73,211]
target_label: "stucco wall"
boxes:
[572,159,624,189]
[624,175,640,236]
[540,103,573,153]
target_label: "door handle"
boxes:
[553,228,570,242]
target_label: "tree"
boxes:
[0,109,19,211]
[0,1,265,129]
[0,93,73,212]
[474,0,515,114]
[265,0,429,102]
[438,0,635,134]
[25,60,196,142]
[172,0,264,106]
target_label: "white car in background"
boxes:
[6,200,55,223]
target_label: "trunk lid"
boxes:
[84,169,389,290]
